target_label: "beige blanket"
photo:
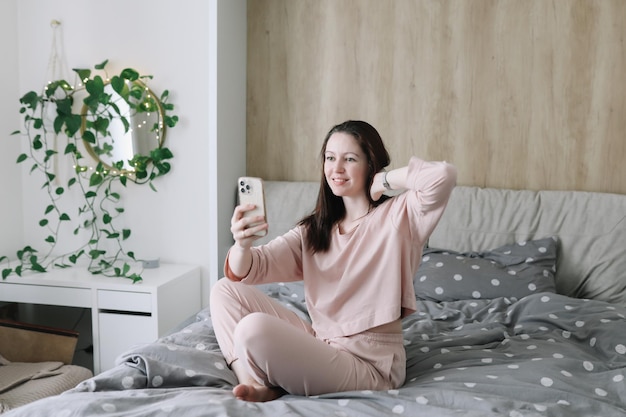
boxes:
[0,355,92,413]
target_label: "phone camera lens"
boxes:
[239,181,244,186]
[240,187,246,193]
[245,185,251,190]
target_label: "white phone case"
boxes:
[237,177,267,237]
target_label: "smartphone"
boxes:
[237,176,267,237]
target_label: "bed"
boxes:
[5,183,626,417]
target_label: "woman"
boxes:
[210,120,457,402]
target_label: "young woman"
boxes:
[210,120,457,402]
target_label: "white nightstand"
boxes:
[0,264,201,373]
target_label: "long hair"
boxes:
[299,120,391,253]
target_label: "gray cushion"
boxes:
[415,237,558,302]
[428,186,626,306]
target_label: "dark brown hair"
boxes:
[299,120,391,253]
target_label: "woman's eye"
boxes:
[325,156,335,161]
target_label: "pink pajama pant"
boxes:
[210,278,406,396]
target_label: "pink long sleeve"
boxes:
[225,157,457,339]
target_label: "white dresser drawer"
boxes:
[1,283,91,308]
[98,312,156,370]
[97,290,152,313]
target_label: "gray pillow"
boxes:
[415,237,558,302]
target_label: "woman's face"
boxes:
[323,132,369,198]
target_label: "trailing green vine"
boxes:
[1,60,177,282]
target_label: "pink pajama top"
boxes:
[225,157,457,340]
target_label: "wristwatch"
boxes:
[382,171,393,191]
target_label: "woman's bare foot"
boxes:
[232,383,285,402]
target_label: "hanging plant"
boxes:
[1,60,178,282]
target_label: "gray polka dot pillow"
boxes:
[415,236,558,302]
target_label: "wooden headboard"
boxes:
[247,0,626,195]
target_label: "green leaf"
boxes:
[64,143,77,154]
[59,213,70,221]
[85,75,105,97]
[45,235,55,243]
[55,187,64,195]
[17,246,37,260]
[53,116,64,135]
[73,68,92,82]
[44,150,57,163]
[164,115,179,128]
[16,153,28,163]
[89,249,105,259]
[55,96,73,116]
[39,219,49,227]
[94,59,109,70]
[151,147,174,160]
[106,232,119,239]
[120,68,140,81]
[2,269,12,279]
[89,172,103,187]
[92,117,110,136]
[69,250,84,264]
[64,114,83,137]
[122,229,131,240]
[68,178,77,188]
[111,76,126,95]
[127,251,135,260]
[29,255,46,273]
[155,161,171,176]
[81,130,95,146]
[85,191,97,198]
[20,91,40,109]
[45,204,54,214]
[102,213,112,224]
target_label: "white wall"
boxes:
[0,0,24,256]
[209,0,248,295]
[3,0,246,306]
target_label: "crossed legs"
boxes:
[210,279,390,401]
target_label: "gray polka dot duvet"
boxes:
[5,240,626,417]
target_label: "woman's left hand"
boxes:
[370,171,386,201]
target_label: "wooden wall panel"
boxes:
[247,0,626,194]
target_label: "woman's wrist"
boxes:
[381,166,409,192]
[382,170,393,191]
[227,243,253,279]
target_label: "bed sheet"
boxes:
[5,282,626,417]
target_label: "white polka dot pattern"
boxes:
[17,278,626,417]
[415,237,558,301]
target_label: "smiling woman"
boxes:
[323,131,369,200]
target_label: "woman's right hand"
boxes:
[230,204,268,248]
